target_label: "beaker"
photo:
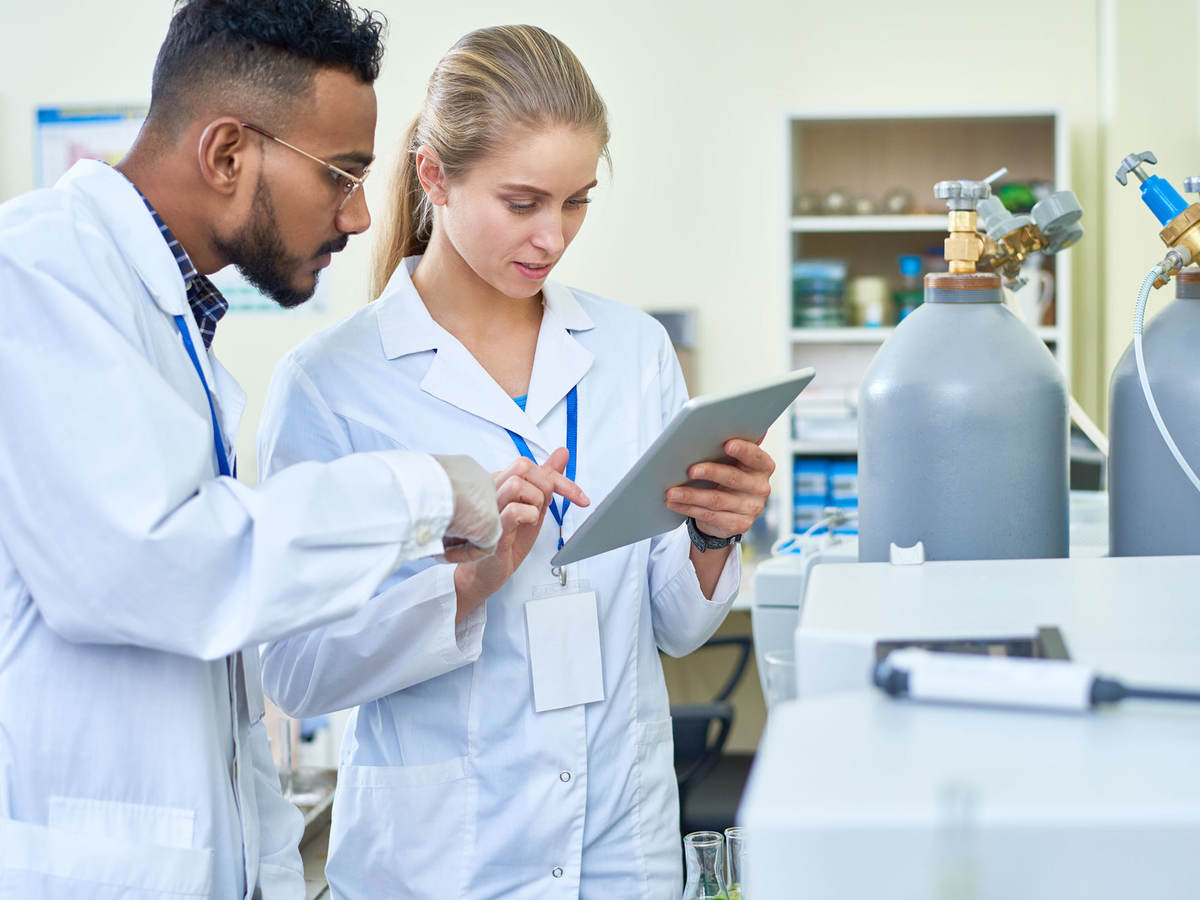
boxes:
[763,649,798,709]
[724,826,745,900]
[682,830,728,899]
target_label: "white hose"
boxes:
[1133,264,1200,496]
[770,509,858,556]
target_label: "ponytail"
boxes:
[371,117,433,298]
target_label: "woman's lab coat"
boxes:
[0,162,458,898]
[258,257,741,899]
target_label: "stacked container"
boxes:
[792,458,858,535]
[791,260,847,328]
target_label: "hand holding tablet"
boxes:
[550,368,815,567]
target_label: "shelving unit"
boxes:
[780,109,1072,536]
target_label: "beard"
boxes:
[213,175,346,309]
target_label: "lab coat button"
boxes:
[416,525,432,544]
[552,867,564,878]
[559,771,571,783]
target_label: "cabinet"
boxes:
[781,110,1072,535]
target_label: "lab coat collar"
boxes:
[56,160,190,318]
[376,256,595,455]
[58,161,244,451]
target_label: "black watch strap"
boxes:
[686,517,743,552]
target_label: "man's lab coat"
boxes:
[0,160,456,898]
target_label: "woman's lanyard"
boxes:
[174,315,233,478]
[505,386,578,582]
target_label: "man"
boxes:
[0,2,512,897]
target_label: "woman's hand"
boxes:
[664,439,774,598]
[453,447,588,622]
[664,439,775,539]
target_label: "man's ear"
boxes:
[415,144,448,206]
[197,118,254,197]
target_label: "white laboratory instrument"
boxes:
[742,692,1200,900]
[740,553,1200,898]
[749,534,857,698]
[750,491,1109,698]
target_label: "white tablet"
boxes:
[551,368,815,567]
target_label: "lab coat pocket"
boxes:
[48,795,196,849]
[633,718,682,897]
[1,809,213,898]
[326,756,473,900]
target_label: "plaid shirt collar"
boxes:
[126,181,228,349]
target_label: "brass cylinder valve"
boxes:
[934,179,990,273]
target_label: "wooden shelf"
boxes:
[790,215,947,233]
[790,327,894,343]
[790,326,1059,343]
[791,440,858,455]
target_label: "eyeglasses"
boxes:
[241,122,370,211]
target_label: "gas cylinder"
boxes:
[1109,268,1200,556]
[857,271,1069,562]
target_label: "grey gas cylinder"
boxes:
[1109,268,1200,556]
[858,272,1069,562]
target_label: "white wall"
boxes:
[1,0,1146,485]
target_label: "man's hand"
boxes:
[433,454,503,563]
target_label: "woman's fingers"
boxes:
[499,501,542,532]
[497,474,547,511]
[685,461,770,497]
[666,485,763,517]
[500,449,589,508]
[533,447,589,507]
[722,439,776,475]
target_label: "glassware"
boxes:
[682,830,728,899]
[724,826,746,900]
[763,649,798,710]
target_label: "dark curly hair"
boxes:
[147,0,387,134]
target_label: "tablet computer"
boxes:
[551,368,815,568]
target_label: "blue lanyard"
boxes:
[505,386,577,551]
[174,315,233,478]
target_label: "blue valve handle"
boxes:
[1140,174,1189,226]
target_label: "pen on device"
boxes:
[873,647,1200,713]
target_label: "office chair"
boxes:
[671,635,754,835]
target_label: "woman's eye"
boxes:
[507,201,537,213]
[567,197,592,209]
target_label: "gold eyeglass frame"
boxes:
[241,122,369,211]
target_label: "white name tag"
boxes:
[524,586,605,712]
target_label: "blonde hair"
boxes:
[371,25,610,297]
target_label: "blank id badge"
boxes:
[525,577,605,712]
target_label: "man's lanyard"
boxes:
[505,386,578,555]
[175,315,233,478]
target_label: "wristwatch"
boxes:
[686,517,743,552]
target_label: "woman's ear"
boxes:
[415,144,449,206]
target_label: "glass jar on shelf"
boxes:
[791,259,847,328]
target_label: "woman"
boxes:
[258,25,774,899]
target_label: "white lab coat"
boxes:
[0,162,458,898]
[258,257,741,899]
